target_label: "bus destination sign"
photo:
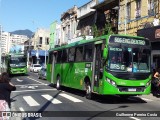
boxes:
[109,36,149,45]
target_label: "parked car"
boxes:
[38,68,46,79]
[30,64,42,72]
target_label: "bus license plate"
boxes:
[128,88,136,92]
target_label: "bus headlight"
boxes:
[146,80,151,87]
[107,78,116,87]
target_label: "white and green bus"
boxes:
[47,34,151,99]
[2,53,27,75]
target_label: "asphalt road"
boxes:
[7,72,160,120]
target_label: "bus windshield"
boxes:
[107,46,150,73]
[10,57,26,67]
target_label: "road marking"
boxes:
[23,96,40,106]
[59,93,83,102]
[141,97,153,101]
[16,79,23,82]
[13,89,56,93]
[130,117,141,120]
[28,86,38,89]
[19,107,25,111]
[42,94,62,104]
[27,77,46,84]
[19,85,38,89]
[20,85,28,89]
[15,84,48,86]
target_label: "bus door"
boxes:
[51,51,57,84]
[92,43,102,93]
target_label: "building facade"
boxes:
[10,34,29,46]
[1,32,11,54]
[1,32,29,54]
[118,0,160,69]
[60,5,78,45]
[92,0,119,35]
[30,28,50,65]
[118,0,160,35]
[50,21,61,49]
[77,0,98,38]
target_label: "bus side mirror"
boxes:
[103,48,108,59]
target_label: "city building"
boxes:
[77,0,98,38]
[50,21,61,49]
[0,32,28,54]
[1,31,11,54]
[60,5,78,45]
[30,28,50,66]
[92,0,119,35]
[118,0,160,68]
[10,34,29,46]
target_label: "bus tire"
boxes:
[85,82,92,99]
[56,76,61,90]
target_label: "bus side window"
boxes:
[75,46,83,62]
[49,52,53,64]
[68,48,75,62]
[84,44,93,61]
[57,51,62,63]
[62,49,68,63]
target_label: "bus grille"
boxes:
[117,86,145,92]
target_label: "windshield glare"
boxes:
[107,46,150,73]
[10,57,26,66]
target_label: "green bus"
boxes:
[2,53,28,75]
[47,34,151,99]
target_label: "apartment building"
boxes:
[1,32,11,54]
[10,34,29,46]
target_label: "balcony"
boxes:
[77,0,97,20]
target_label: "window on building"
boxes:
[45,37,49,45]
[39,37,42,45]
[135,0,141,18]
[68,25,70,40]
[148,0,154,16]
[127,2,131,21]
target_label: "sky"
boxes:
[0,0,91,32]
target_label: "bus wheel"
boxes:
[86,82,92,99]
[56,76,61,90]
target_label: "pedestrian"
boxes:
[0,72,16,113]
[152,68,160,96]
